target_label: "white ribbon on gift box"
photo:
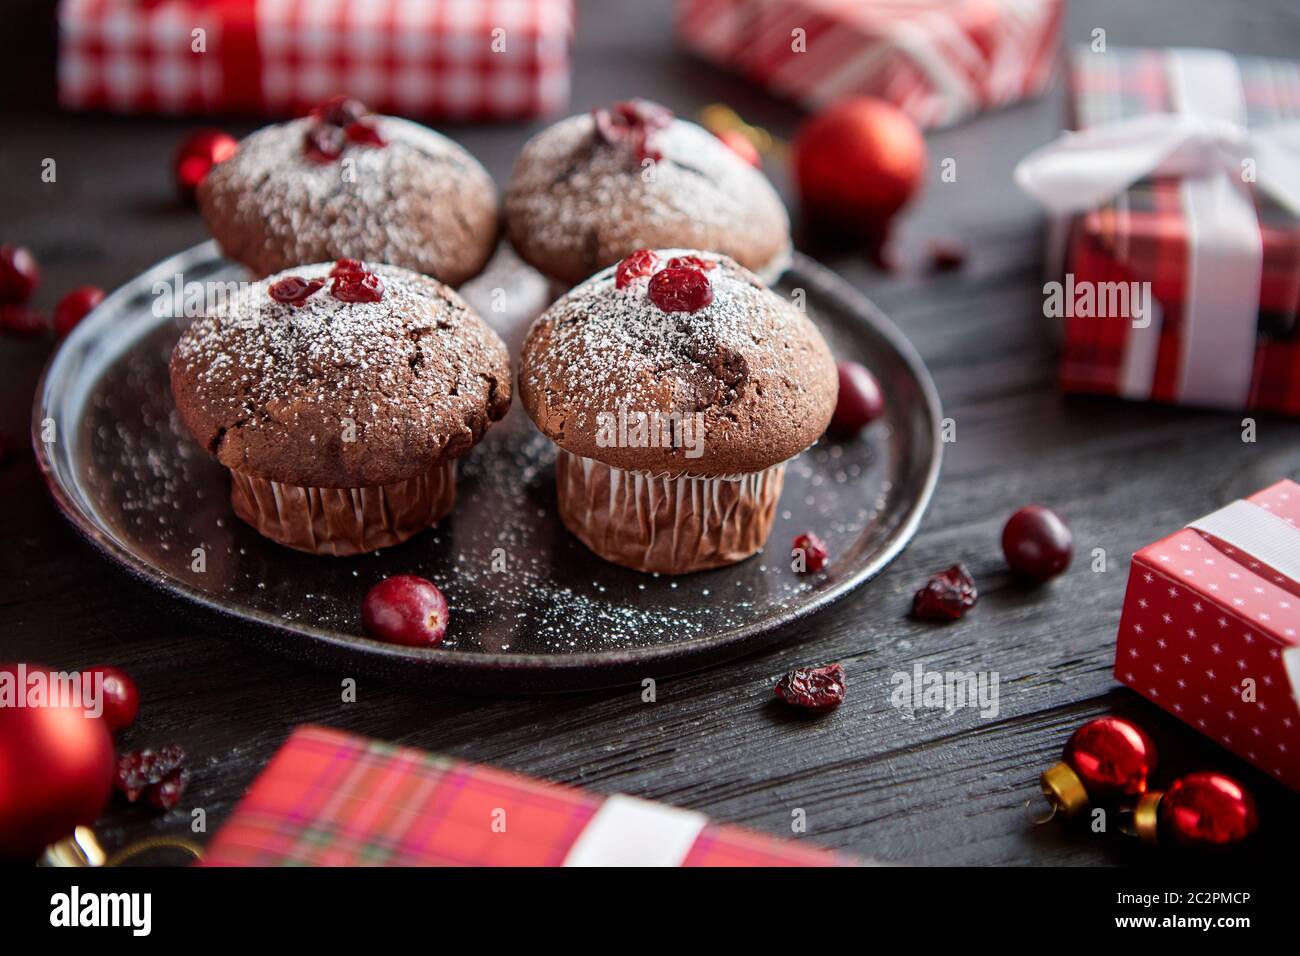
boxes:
[1187,497,1300,711]
[561,794,708,866]
[1015,48,1300,409]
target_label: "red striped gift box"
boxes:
[1036,47,1300,414]
[202,726,853,866]
[57,0,574,121]
[674,0,1064,129]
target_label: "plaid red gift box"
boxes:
[1114,479,1300,792]
[1017,47,1300,414]
[674,0,1064,129]
[58,0,574,121]
[202,726,854,866]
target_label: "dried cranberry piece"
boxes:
[147,768,189,811]
[774,663,846,712]
[331,272,385,303]
[664,255,717,272]
[593,99,673,161]
[269,275,326,307]
[330,258,366,277]
[115,745,187,803]
[313,95,368,127]
[614,249,659,288]
[344,121,387,148]
[647,267,713,313]
[911,564,978,621]
[303,123,346,163]
[792,532,829,573]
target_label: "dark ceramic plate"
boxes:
[35,241,941,691]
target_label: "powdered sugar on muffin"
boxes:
[171,262,511,488]
[505,111,791,286]
[200,115,499,285]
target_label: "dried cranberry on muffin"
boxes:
[518,249,835,574]
[170,260,511,556]
[505,99,792,287]
[199,96,498,285]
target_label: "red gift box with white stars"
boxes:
[1115,479,1300,791]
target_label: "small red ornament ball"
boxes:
[362,575,450,647]
[1063,717,1156,799]
[53,286,105,338]
[792,97,926,237]
[1002,505,1073,582]
[1162,772,1258,846]
[0,664,116,859]
[174,129,238,204]
[83,665,139,733]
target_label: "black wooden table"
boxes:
[4,0,1299,866]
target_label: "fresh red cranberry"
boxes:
[829,360,885,436]
[84,665,139,733]
[0,305,49,337]
[1002,505,1072,583]
[330,258,366,277]
[774,663,846,712]
[912,564,978,621]
[792,532,829,573]
[331,272,385,303]
[344,121,387,147]
[0,244,40,304]
[715,128,760,167]
[174,129,238,203]
[614,249,659,288]
[147,768,189,811]
[593,99,673,161]
[115,745,186,803]
[269,275,326,307]
[665,255,717,272]
[927,239,967,273]
[313,95,369,127]
[362,575,450,647]
[52,286,105,337]
[647,267,713,313]
[303,123,346,163]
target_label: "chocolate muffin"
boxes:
[170,260,511,556]
[519,249,836,574]
[199,97,498,286]
[505,100,792,287]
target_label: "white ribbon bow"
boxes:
[1013,48,1300,410]
[1015,111,1300,218]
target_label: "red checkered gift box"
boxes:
[1114,479,1300,792]
[674,0,1064,129]
[1017,47,1300,414]
[202,726,854,866]
[58,0,574,120]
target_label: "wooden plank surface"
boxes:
[2,0,1299,865]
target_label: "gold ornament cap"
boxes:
[1040,761,1089,817]
[1134,790,1163,844]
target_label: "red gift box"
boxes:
[57,0,574,121]
[202,726,855,866]
[1115,480,1300,792]
[1018,47,1300,414]
[674,0,1064,129]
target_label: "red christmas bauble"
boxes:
[792,97,926,238]
[1161,772,1258,846]
[174,129,238,204]
[1063,716,1156,799]
[0,664,115,859]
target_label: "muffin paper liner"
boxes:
[228,462,457,557]
[556,449,785,574]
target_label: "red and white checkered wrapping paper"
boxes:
[674,0,1063,128]
[58,0,574,120]
[202,726,856,866]
[1115,479,1300,792]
